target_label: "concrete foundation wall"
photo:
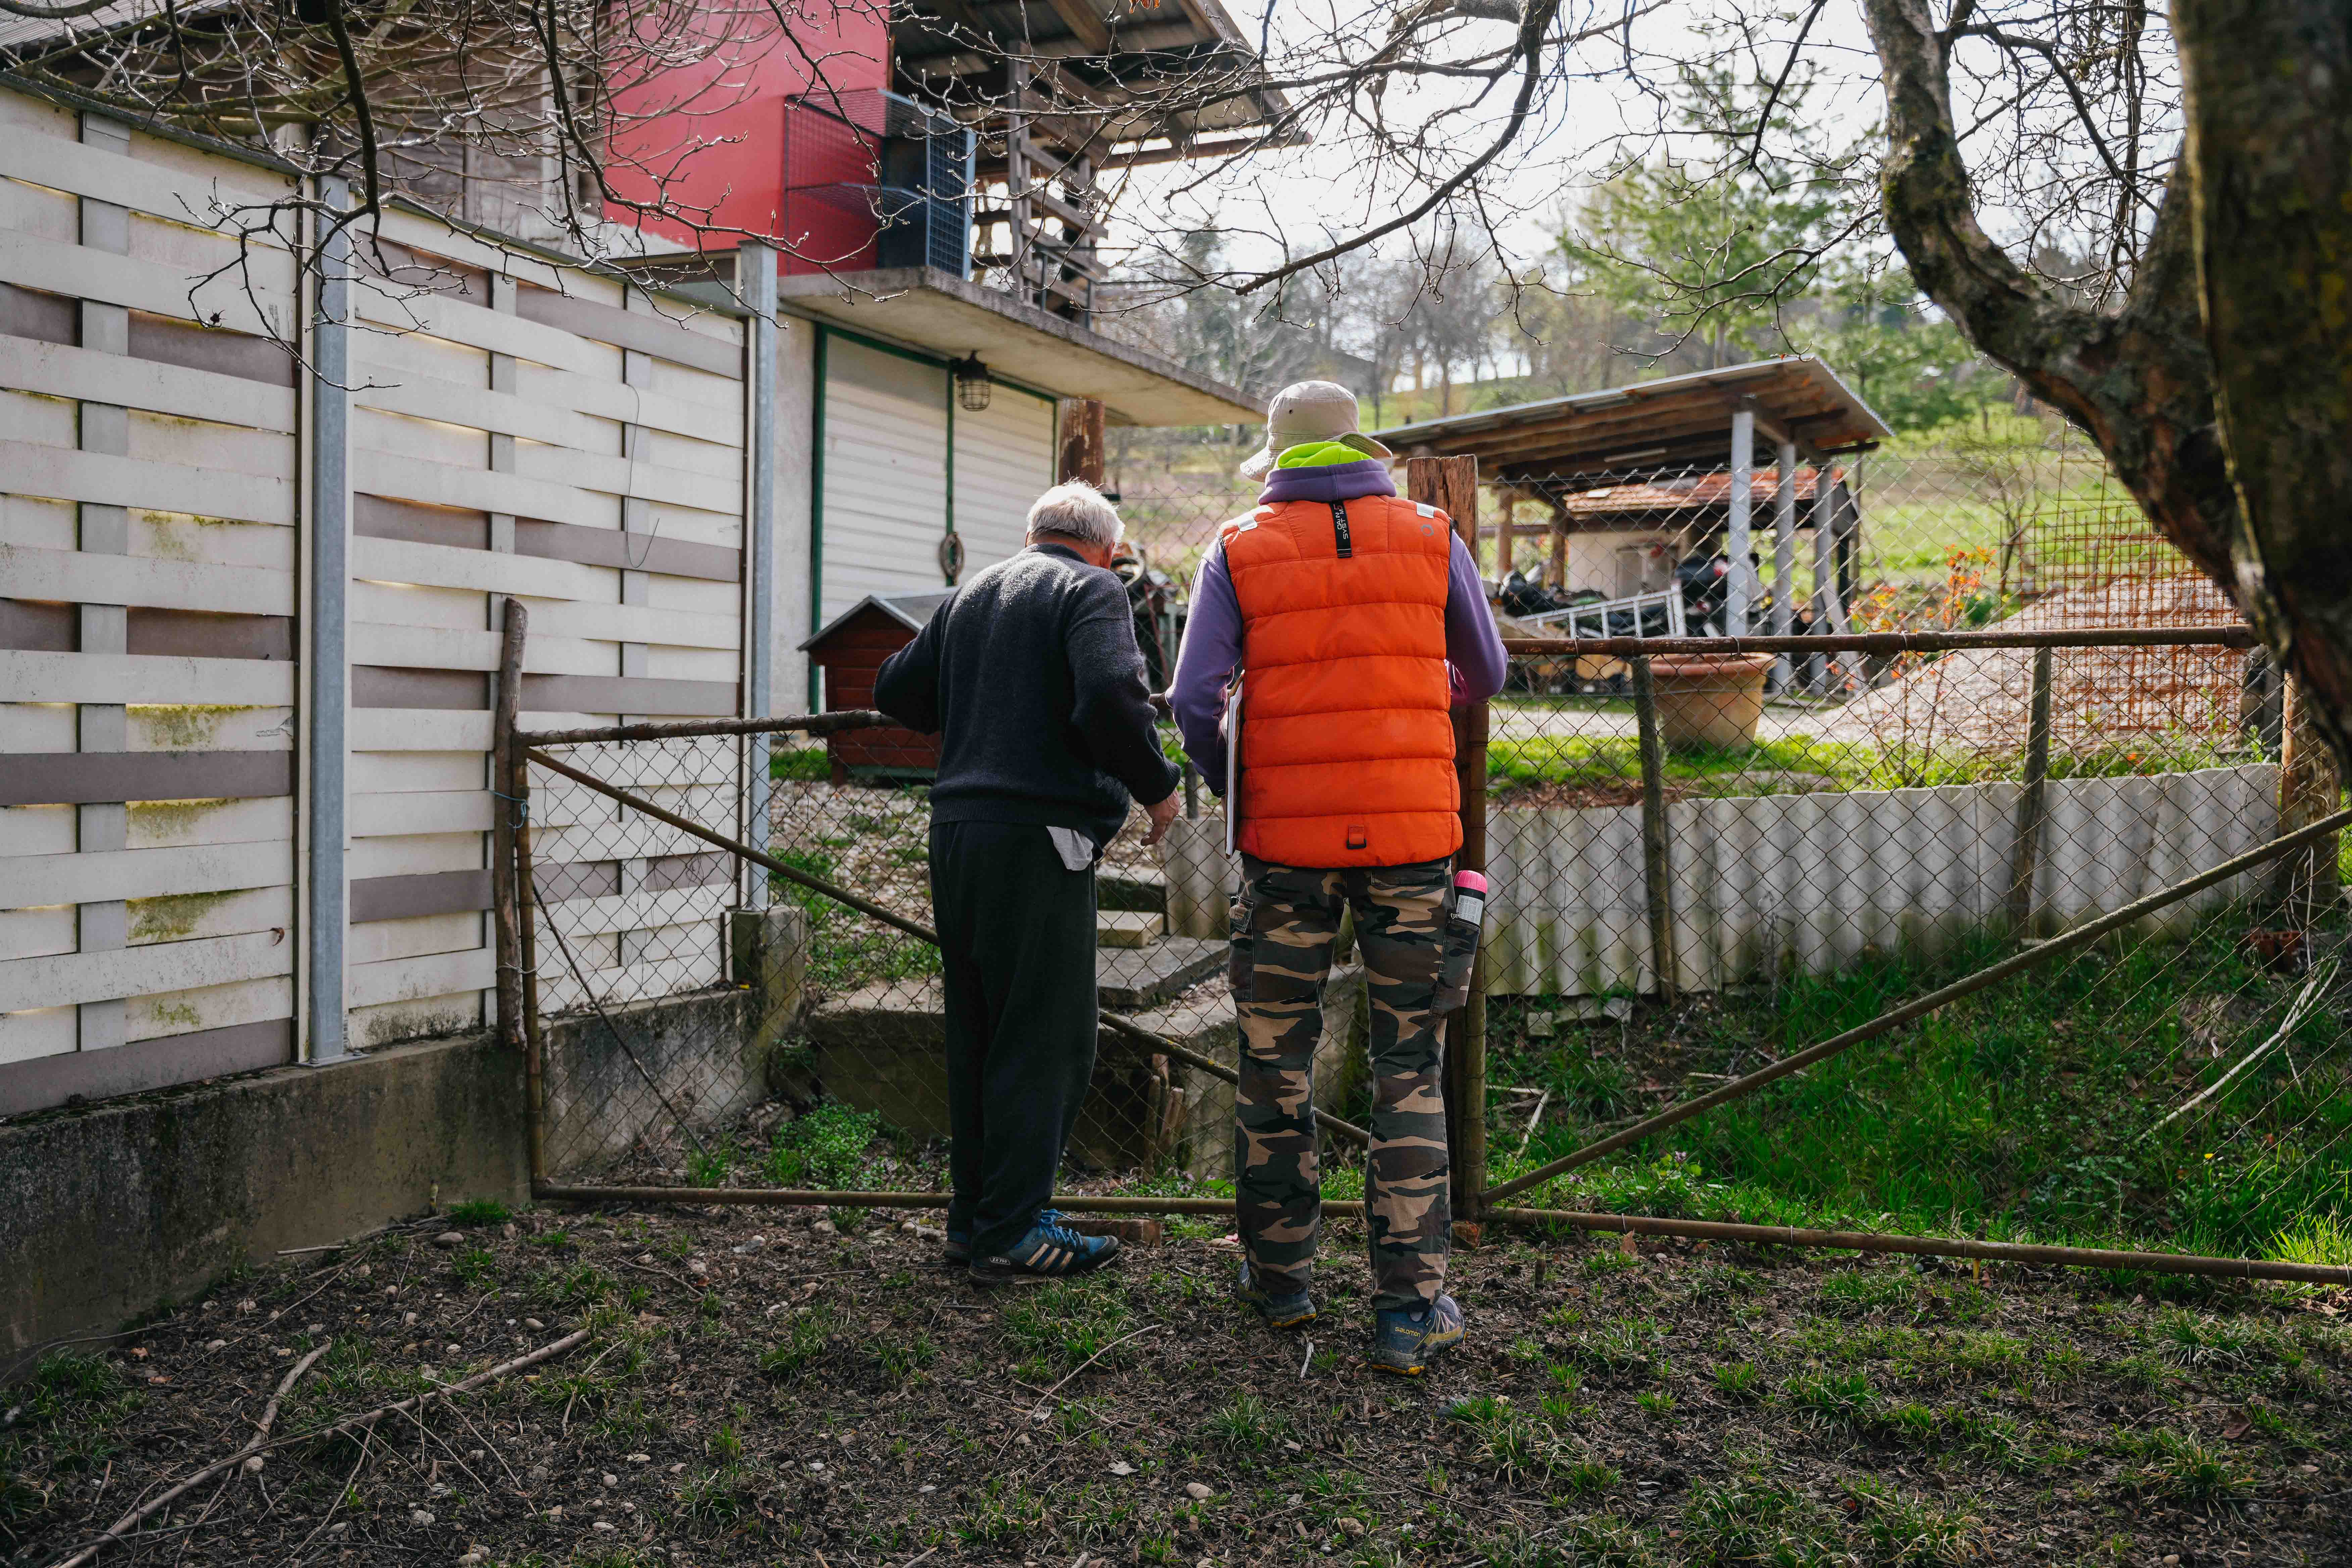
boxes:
[1,1032,527,1378]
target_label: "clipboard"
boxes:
[1222,677,1243,855]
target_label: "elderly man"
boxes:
[874,482,1181,1285]
[1169,381,1507,1375]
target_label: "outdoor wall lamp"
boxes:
[951,352,992,412]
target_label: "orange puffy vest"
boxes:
[1219,493,1461,868]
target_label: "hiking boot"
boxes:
[1235,1262,1317,1329]
[1368,1294,1465,1377]
[969,1211,1122,1286]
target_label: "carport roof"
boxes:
[776,266,1262,428]
[1371,357,1892,485]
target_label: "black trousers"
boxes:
[928,821,1098,1256]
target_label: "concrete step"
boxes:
[1097,865,1168,915]
[1097,910,1165,949]
[1097,937,1223,1009]
[801,964,1367,1177]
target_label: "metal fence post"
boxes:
[1631,655,1678,1001]
[1725,402,1756,636]
[740,242,778,897]
[305,177,350,1066]
[1409,455,1488,1231]
[2007,645,2055,935]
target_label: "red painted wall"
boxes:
[601,1,891,264]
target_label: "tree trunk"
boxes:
[2174,0,2352,767]
[1861,0,2352,773]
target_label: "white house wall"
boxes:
[817,336,949,629]
[950,384,1056,575]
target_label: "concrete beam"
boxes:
[2,1034,526,1374]
[775,266,1259,426]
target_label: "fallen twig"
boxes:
[48,1329,589,1568]
[1029,1324,1164,1416]
[52,1340,332,1568]
[1515,1088,1551,1161]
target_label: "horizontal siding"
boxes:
[951,386,1056,577]
[820,337,949,626]
[351,227,748,1048]
[0,93,302,1092]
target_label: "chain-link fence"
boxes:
[514,703,1381,1220]
[1454,628,2348,1279]
[501,582,2348,1284]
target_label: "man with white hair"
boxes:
[874,481,1182,1285]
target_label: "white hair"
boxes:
[1026,481,1124,549]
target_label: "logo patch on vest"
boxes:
[1327,500,1353,559]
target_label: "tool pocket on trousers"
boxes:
[1227,892,1256,995]
[1433,912,1478,1015]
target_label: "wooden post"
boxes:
[499,602,547,1189]
[1631,655,1678,1001]
[492,597,529,1056]
[2274,670,2343,925]
[1409,455,1488,1234]
[1058,397,1106,486]
[2007,645,2054,935]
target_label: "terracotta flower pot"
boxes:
[1647,651,1776,752]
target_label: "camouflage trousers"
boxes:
[1230,856,1452,1312]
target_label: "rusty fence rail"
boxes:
[499,609,2350,1285]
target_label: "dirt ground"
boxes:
[6,1204,2348,1568]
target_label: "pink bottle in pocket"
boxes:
[1452,869,1488,929]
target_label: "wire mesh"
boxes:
[1465,622,2349,1277]
[511,432,2346,1276]
[521,712,1379,1210]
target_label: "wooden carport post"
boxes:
[1059,398,1106,487]
[1408,455,1488,1238]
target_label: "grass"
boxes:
[757,1303,835,1380]
[1485,903,2352,1263]
[998,1281,1132,1377]
[1483,726,2268,799]
[1204,1390,1282,1452]
[766,1101,884,1188]
[11,1211,2347,1567]
[2118,1429,2257,1512]
[770,846,940,991]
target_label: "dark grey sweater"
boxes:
[873,542,1179,847]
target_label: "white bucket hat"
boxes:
[1236,380,1395,481]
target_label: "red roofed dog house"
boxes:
[799,590,954,780]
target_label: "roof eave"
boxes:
[775,265,1260,427]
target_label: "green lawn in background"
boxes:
[1482,723,2267,796]
[1474,911,2352,1269]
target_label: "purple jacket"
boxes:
[1167,458,1509,794]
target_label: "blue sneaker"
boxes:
[1368,1294,1465,1377]
[1236,1262,1317,1329]
[969,1211,1122,1286]
[943,1222,972,1267]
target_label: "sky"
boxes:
[1096,0,2171,309]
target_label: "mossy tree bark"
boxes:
[1860,0,2352,769]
